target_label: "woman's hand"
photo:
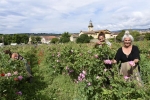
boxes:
[134,59,139,63]
[111,59,117,64]
[96,41,105,45]
[96,41,104,45]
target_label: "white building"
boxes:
[41,36,56,44]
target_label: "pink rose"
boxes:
[124,76,129,80]
[87,82,91,86]
[14,71,18,75]
[66,66,69,70]
[7,73,12,77]
[16,91,22,95]
[80,73,85,78]
[78,76,82,81]
[18,76,23,81]
[129,61,135,67]
[104,60,112,64]
[94,54,98,58]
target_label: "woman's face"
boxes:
[11,53,19,60]
[123,37,132,47]
[98,36,105,42]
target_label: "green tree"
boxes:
[59,32,70,43]
[76,34,91,43]
[116,30,140,42]
[89,35,94,39]
[116,30,125,42]
[144,33,150,40]
[51,38,59,44]
[11,34,17,43]
[130,31,140,41]
[35,36,41,43]
[31,36,36,44]
[21,34,29,44]
[3,35,12,45]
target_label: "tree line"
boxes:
[0,34,29,45]
[1,30,150,45]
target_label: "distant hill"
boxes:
[111,28,150,33]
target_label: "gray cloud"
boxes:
[0,0,150,33]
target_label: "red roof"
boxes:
[41,36,56,40]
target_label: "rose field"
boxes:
[0,41,150,100]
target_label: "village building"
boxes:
[70,33,79,42]
[79,20,112,39]
[40,36,56,44]
[28,35,57,44]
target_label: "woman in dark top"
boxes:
[113,30,143,86]
[115,45,140,69]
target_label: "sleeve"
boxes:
[133,46,140,60]
[114,48,121,64]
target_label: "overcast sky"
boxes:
[0,0,150,34]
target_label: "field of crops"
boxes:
[0,41,150,100]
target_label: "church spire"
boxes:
[88,20,93,31]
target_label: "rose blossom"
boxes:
[14,71,18,75]
[104,60,112,64]
[78,76,82,81]
[7,73,12,77]
[14,78,18,81]
[104,68,107,72]
[16,91,22,95]
[129,61,135,67]
[124,76,129,80]
[18,76,23,81]
[80,73,85,78]
[96,76,100,79]
[66,66,69,70]
[87,82,91,86]
[1,73,5,76]
[82,70,86,75]
[94,54,98,58]
[69,69,74,73]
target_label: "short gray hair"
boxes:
[122,30,134,42]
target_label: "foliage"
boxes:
[59,32,70,43]
[0,52,28,99]
[144,33,150,40]
[130,30,140,41]
[116,30,125,42]
[116,30,140,42]
[31,36,41,44]
[0,34,29,45]
[76,34,92,43]
[0,42,150,99]
[35,36,41,43]
[51,38,59,44]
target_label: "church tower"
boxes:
[88,20,93,31]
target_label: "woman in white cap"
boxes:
[113,30,143,86]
